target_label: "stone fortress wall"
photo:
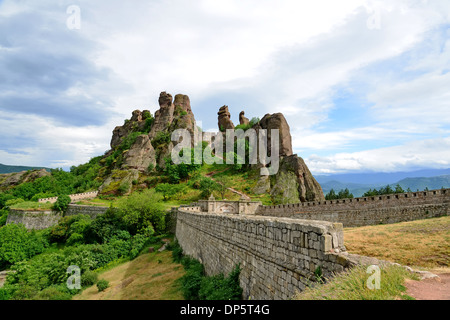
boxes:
[6,204,108,230]
[174,187,449,299]
[256,188,449,227]
[38,191,99,204]
[175,208,352,300]
[6,209,62,230]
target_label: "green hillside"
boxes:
[320,175,450,198]
[396,175,450,191]
[0,163,51,174]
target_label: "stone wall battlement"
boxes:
[258,188,448,212]
[38,191,99,204]
[175,208,352,300]
[256,188,449,227]
[6,204,108,230]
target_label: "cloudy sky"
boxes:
[0,0,449,174]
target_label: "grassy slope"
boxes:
[295,216,449,300]
[73,250,185,300]
[72,215,448,301]
[344,216,450,269]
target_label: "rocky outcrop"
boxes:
[169,94,198,140]
[239,111,250,126]
[218,106,235,131]
[249,113,323,203]
[149,92,175,140]
[0,169,50,189]
[277,155,325,203]
[122,134,156,171]
[256,113,293,157]
[111,110,149,149]
[101,91,199,194]
[251,154,325,204]
[103,92,323,203]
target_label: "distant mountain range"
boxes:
[315,168,450,197]
[0,163,52,174]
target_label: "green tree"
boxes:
[116,189,166,235]
[394,184,405,194]
[52,195,72,213]
[214,176,232,200]
[325,189,337,200]
[199,177,219,198]
[0,224,48,269]
[155,183,184,201]
[338,188,354,199]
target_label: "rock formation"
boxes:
[122,134,156,172]
[148,92,176,140]
[101,91,199,194]
[0,169,51,190]
[102,92,323,202]
[255,113,293,157]
[215,106,323,203]
[111,110,149,149]
[239,111,250,126]
[272,155,325,203]
[218,106,235,131]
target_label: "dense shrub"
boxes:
[0,224,48,269]
[48,215,93,244]
[97,279,109,292]
[0,287,11,300]
[169,241,243,300]
[0,193,15,210]
[81,270,98,288]
[115,189,165,235]
[88,208,127,243]
[52,195,72,213]
[34,285,73,300]
[0,209,8,226]
[180,257,204,300]
[155,183,185,201]
[198,264,243,300]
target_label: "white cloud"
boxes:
[306,137,450,174]
[0,111,114,168]
[1,0,450,173]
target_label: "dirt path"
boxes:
[405,272,450,300]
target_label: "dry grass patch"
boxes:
[344,216,450,269]
[294,264,419,300]
[73,250,185,300]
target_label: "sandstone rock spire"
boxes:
[218,105,235,131]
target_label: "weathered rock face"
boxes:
[0,169,50,189]
[247,113,323,203]
[218,105,235,131]
[103,93,323,203]
[122,134,156,171]
[149,92,175,140]
[251,154,325,203]
[279,155,325,203]
[101,91,199,194]
[239,111,250,126]
[256,113,293,157]
[169,94,198,140]
[111,110,148,149]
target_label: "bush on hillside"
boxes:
[0,224,48,269]
[52,195,72,213]
[97,279,109,292]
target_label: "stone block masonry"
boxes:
[6,209,62,230]
[175,209,352,300]
[6,204,108,230]
[65,204,108,219]
[256,188,449,227]
[38,191,99,204]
